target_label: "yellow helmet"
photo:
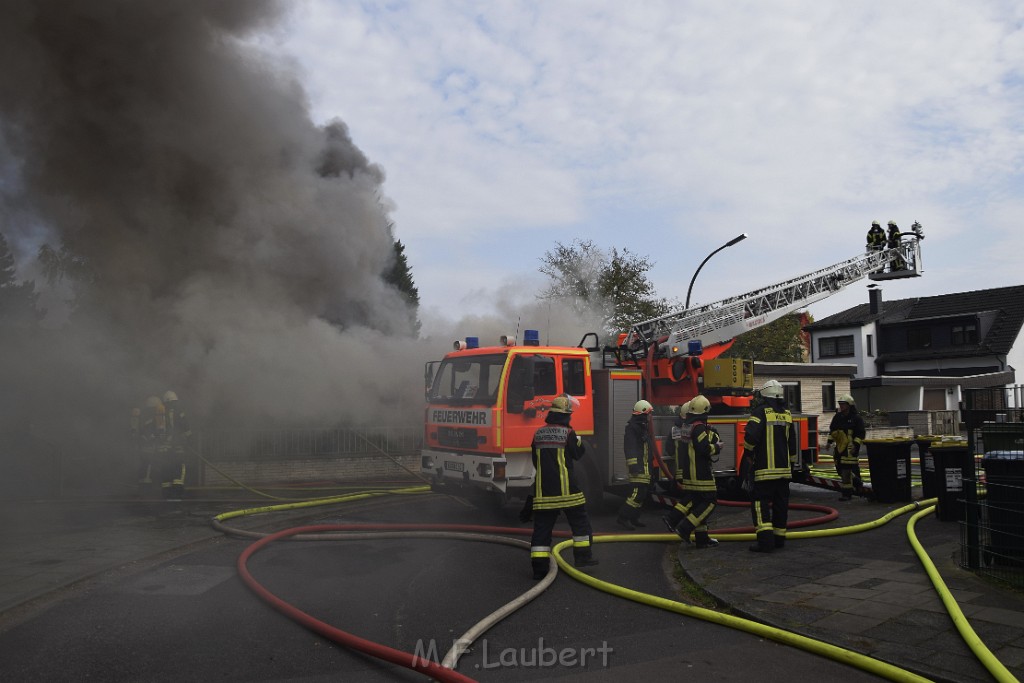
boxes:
[162,390,178,403]
[550,394,579,414]
[632,399,654,415]
[688,395,711,415]
[145,395,163,409]
[838,393,855,406]
[678,401,691,417]
[760,379,784,399]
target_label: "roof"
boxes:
[805,284,1024,357]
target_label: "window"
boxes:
[952,324,977,346]
[866,334,873,357]
[821,382,835,412]
[907,327,931,350]
[533,356,557,395]
[561,358,586,396]
[818,335,854,358]
[782,382,801,412]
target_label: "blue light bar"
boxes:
[524,329,540,346]
[687,340,703,356]
[465,336,479,349]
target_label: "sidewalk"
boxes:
[0,499,225,617]
[680,484,1024,683]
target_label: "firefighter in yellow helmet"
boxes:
[887,220,906,271]
[866,220,886,273]
[616,399,655,530]
[528,394,596,580]
[160,390,191,498]
[741,380,798,553]
[829,393,865,501]
[662,396,722,548]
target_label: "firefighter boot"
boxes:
[749,531,774,553]
[574,551,599,569]
[774,534,786,549]
[532,557,553,580]
[616,516,636,531]
[694,531,719,549]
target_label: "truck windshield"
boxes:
[427,353,508,406]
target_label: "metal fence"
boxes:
[198,426,423,462]
[958,387,1024,589]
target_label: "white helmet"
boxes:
[838,393,855,406]
[688,395,711,415]
[760,379,784,400]
[162,390,178,403]
[632,399,654,415]
[678,401,691,417]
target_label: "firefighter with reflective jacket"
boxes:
[887,220,905,271]
[137,395,166,490]
[616,400,655,530]
[866,220,886,253]
[829,393,866,501]
[741,379,799,553]
[866,220,886,273]
[528,395,597,580]
[161,390,191,497]
[662,396,721,548]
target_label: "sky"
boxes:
[1,0,1023,454]
[271,0,1024,330]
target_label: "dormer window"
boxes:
[952,323,978,346]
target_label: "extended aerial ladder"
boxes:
[613,223,924,406]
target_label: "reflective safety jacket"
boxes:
[675,419,721,492]
[531,413,586,510]
[829,408,866,466]
[623,414,654,484]
[742,402,798,482]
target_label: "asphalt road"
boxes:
[0,493,885,682]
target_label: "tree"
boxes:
[0,232,43,329]
[382,238,421,336]
[539,239,672,339]
[720,312,810,362]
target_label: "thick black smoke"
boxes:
[0,0,426,463]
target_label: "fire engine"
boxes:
[421,227,924,508]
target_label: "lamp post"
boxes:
[685,233,748,309]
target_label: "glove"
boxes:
[791,464,808,484]
[519,495,534,523]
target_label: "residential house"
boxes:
[804,284,1024,434]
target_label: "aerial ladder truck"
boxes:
[420,225,924,508]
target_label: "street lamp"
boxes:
[685,233,748,309]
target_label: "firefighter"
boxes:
[740,379,798,553]
[138,395,166,492]
[829,393,866,501]
[616,399,655,530]
[887,220,905,271]
[662,400,691,480]
[866,220,886,253]
[662,396,721,548]
[866,220,886,273]
[528,394,597,580]
[161,390,191,498]
[130,406,145,483]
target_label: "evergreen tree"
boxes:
[383,237,421,336]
